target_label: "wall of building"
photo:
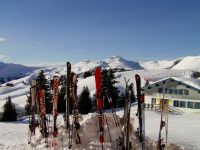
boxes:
[144,79,200,111]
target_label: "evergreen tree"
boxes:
[36,70,52,114]
[58,86,66,113]
[25,92,32,116]
[78,86,92,114]
[1,96,17,121]
[102,68,120,109]
[118,92,126,108]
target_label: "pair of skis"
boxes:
[135,74,145,150]
[65,62,81,148]
[95,67,104,148]
[51,76,60,146]
[123,78,135,150]
[28,80,38,144]
[157,83,169,150]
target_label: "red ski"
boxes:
[52,76,59,137]
[95,67,104,144]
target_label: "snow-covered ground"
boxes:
[1,55,200,149]
[0,106,199,150]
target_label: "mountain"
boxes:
[0,62,39,84]
[171,56,200,70]
[2,55,200,84]
[139,60,175,70]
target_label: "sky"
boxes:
[0,0,200,65]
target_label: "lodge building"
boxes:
[143,77,200,112]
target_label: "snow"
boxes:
[172,56,200,70]
[139,60,175,70]
[1,55,200,149]
[0,106,199,149]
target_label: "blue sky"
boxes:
[0,0,200,65]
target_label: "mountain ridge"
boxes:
[1,55,200,84]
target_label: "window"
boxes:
[180,101,186,108]
[187,101,193,108]
[174,89,178,94]
[194,102,200,109]
[165,88,168,94]
[169,89,173,94]
[158,88,163,93]
[173,100,180,107]
[151,98,156,104]
[184,90,189,95]
[179,89,183,95]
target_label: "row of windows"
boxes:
[173,100,200,109]
[158,88,189,95]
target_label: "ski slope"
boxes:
[0,105,199,150]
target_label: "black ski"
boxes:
[66,62,72,148]
[135,74,145,150]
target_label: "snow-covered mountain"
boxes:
[1,55,200,84]
[0,62,39,84]
[171,56,200,70]
[1,55,200,110]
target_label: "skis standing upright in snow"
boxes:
[28,79,37,144]
[52,76,59,146]
[38,80,48,145]
[135,74,145,150]
[71,72,81,144]
[157,81,169,150]
[95,67,104,148]
[66,62,71,130]
[65,62,73,148]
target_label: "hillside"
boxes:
[0,62,39,84]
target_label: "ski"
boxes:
[95,67,104,146]
[71,72,81,144]
[126,83,134,150]
[157,82,169,150]
[28,80,37,144]
[39,84,48,145]
[66,62,73,148]
[135,74,145,150]
[52,76,59,146]
[66,62,71,129]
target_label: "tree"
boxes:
[1,96,17,121]
[102,69,120,109]
[78,86,92,114]
[58,86,66,113]
[25,91,32,116]
[83,71,92,79]
[118,92,126,108]
[36,70,52,114]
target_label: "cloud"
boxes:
[0,54,12,62]
[0,37,7,43]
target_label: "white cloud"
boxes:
[0,54,12,62]
[0,37,7,43]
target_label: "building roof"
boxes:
[144,77,200,92]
